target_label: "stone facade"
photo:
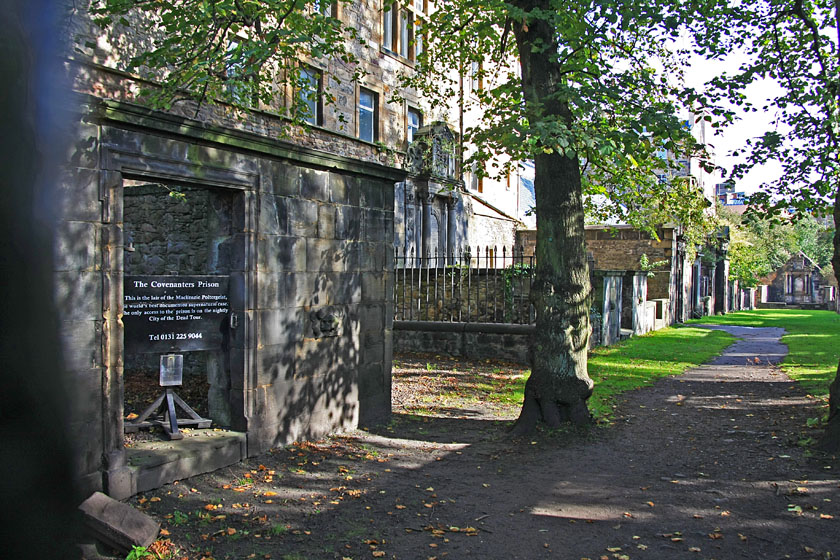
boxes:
[59,97,403,498]
[60,0,424,498]
[760,252,835,307]
[66,0,428,163]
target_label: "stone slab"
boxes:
[78,491,159,552]
[124,431,247,496]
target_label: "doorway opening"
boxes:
[122,181,236,440]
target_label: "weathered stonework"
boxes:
[58,97,403,499]
[66,0,425,167]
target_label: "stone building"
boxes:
[60,1,433,498]
[760,252,836,307]
[519,224,730,337]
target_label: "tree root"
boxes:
[509,393,591,437]
[818,365,840,453]
[817,416,840,454]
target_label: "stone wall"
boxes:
[393,308,606,364]
[583,226,675,297]
[393,322,533,365]
[66,0,425,166]
[518,226,676,301]
[466,196,520,250]
[58,97,403,498]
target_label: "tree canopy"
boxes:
[400,0,716,238]
[88,0,363,125]
[691,0,840,449]
[721,208,834,287]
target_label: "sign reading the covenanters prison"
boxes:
[124,276,229,353]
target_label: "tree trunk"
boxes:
[509,0,594,435]
[818,172,840,452]
[817,0,840,454]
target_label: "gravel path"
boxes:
[116,326,839,560]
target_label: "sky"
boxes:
[685,52,785,196]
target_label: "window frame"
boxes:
[382,1,426,62]
[297,66,323,126]
[312,0,338,17]
[406,105,423,144]
[358,86,379,143]
[469,60,483,92]
[224,38,254,106]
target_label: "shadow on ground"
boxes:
[108,327,839,560]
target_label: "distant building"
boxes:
[759,252,836,307]
[716,181,747,206]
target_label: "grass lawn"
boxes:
[395,326,735,423]
[397,308,840,424]
[586,326,733,419]
[687,309,840,398]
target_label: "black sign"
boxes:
[124,275,230,354]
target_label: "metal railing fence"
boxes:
[394,246,536,324]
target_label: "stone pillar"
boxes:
[694,257,702,316]
[421,191,434,258]
[632,272,648,335]
[441,201,448,260]
[446,195,458,263]
[404,186,417,258]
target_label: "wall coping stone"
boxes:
[394,320,535,335]
[89,96,408,183]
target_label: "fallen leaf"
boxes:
[820,514,834,520]
[372,552,386,558]
[226,528,236,536]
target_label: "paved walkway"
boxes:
[120,325,840,560]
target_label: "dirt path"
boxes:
[120,326,839,560]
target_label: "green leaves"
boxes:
[695,0,839,218]
[88,0,362,125]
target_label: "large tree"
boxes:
[401,0,712,433]
[694,0,840,450]
[90,0,714,434]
